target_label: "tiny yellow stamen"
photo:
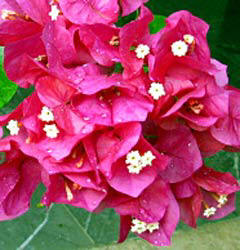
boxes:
[65,183,73,201]
[109,36,120,46]
[76,157,84,168]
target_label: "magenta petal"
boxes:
[59,0,119,25]
[111,179,169,223]
[108,158,157,198]
[172,179,198,199]
[193,166,240,194]
[0,164,20,204]
[97,123,142,174]
[139,189,179,246]
[121,0,148,16]
[1,158,41,220]
[36,76,76,108]
[112,93,153,124]
[15,0,50,24]
[118,215,132,243]
[156,125,202,183]
[211,90,240,146]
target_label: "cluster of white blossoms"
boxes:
[126,150,156,174]
[135,44,150,59]
[131,218,159,234]
[39,106,60,139]
[171,34,195,57]
[6,120,20,136]
[148,82,166,100]
[203,194,228,218]
[48,2,60,21]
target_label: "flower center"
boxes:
[148,82,166,100]
[171,40,188,57]
[135,44,150,59]
[183,34,195,44]
[6,120,20,136]
[43,124,60,139]
[126,150,156,174]
[187,99,204,115]
[109,36,120,46]
[38,106,55,122]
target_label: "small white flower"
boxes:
[203,207,217,218]
[217,195,228,208]
[48,5,60,21]
[1,10,16,20]
[127,164,143,175]
[148,82,166,100]
[146,222,159,233]
[38,106,54,122]
[126,150,142,166]
[171,40,188,57]
[6,120,20,136]
[43,124,60,139]
[141,151,156,167]
[131,219,159,234]
[135,44,150,59]
[183,34,195,44]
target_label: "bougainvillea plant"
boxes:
[0,0,239,247]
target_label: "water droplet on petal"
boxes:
[83,117,90,121]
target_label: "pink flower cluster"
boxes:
[0,0,240,246]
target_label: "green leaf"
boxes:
[149,15,166,34]
[91,217,240,250]
[114,63,124,73]
[0,185,121,249]
[0,152,5,164]
[115,11,138,27]
[0,47,18,109]
[0,85,34,116]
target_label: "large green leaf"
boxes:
[0,47,18,109]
